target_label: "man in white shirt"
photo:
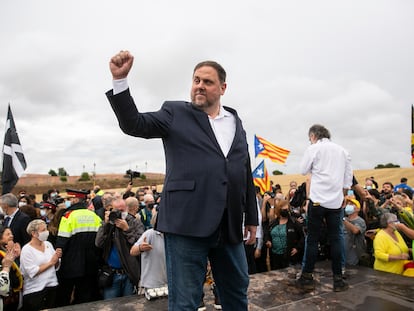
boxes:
[106,51,257,310]
[297,124,352,292]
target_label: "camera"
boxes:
[147,203,158,210]
[109,209,122,224]
[52,196,65,205]
[265,191,275,198]
[125,169,141,184]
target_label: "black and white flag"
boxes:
[2,104,27,194]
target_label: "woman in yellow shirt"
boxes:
[373,213,410,275]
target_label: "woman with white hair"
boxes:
[373,213,410,275]
[19,219,62,311]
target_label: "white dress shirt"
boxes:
[300,138,353,209]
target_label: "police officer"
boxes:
[55,189,102,306]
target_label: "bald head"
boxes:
[125,196,139,215]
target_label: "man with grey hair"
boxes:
[0,193,31,246]
[297,124,352,292]
[101,192,117,211]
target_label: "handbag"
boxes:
[402,260,414,277]
[97,266,114,288]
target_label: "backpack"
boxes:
[290,182,307,208]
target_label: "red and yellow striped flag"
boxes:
[254,134,290,164]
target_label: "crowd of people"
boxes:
[0,174,413,310]
[0,184,172,311]
[250,175,414,281]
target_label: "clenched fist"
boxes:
[109,50,134,80]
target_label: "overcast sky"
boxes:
[1,0,413,177]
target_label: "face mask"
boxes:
[50,192,57,198]
[121,211,128,220]
[366,186,372,190]
[280,209,289,218]
[345,205,355,215]
[37,230,49,242]
[18,202,27,207]
[40,209,47,217]
[65,201,71,208]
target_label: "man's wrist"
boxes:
[113,78,128,95]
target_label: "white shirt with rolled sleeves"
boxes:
[300,138,353,209]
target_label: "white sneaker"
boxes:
[148,288,157,297]
[144,289,151,301]
[145,288,157,300]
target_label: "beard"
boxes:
[191,93,213,110]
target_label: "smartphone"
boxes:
[347,189,354,196]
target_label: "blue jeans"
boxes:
[164,232,249,311]
[103,272,135,300]
[302,201,343,276]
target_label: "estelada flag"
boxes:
[252,160,270,195]
[254,134,290,164]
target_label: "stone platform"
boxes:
[46,260,414,310]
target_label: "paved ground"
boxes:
[46,260,414,310]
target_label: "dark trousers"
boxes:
[57,276,99,307]
[22,286,58,311]
[302,202,343,276]
[269,253,289,270]
[255,243,269,273]
[244,243,257,274]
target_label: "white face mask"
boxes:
[344,205,355,215]
[37,230,49,242]
[121,211,128,220]
[40,209,47,217]
[18,202,27,207]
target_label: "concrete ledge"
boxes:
[46,260,414,310]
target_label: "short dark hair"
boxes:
[368,189,380,200]
[308,124,331,140]
[401,177,408,183]
[193,61,226,84]
[403,188,413,200]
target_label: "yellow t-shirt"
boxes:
[373,229,409,275]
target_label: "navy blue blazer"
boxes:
[107,89,258,244]
[9,210,31,246]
